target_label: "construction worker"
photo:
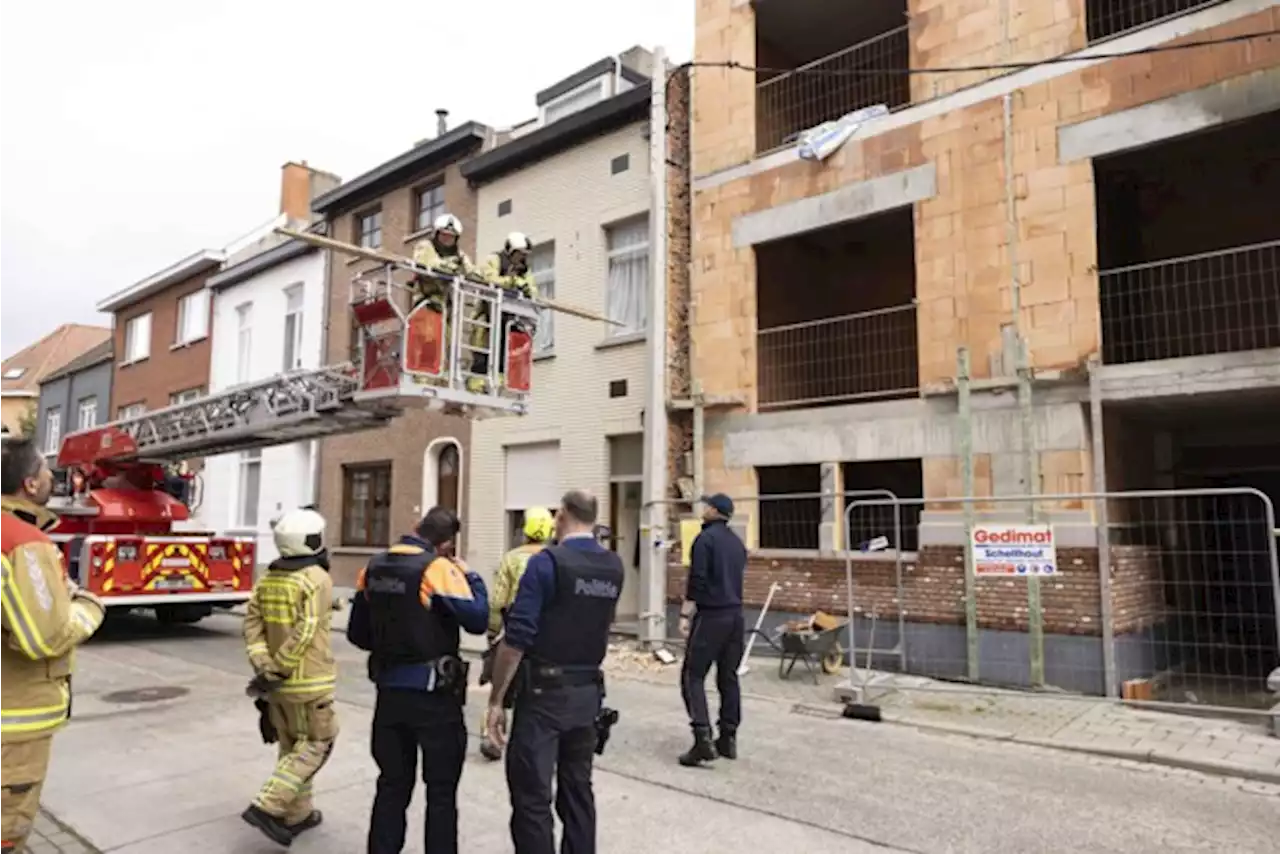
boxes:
[1,438,106,852]
[241,506,338,846]
[478,505,553,761]
[470,232,539,393]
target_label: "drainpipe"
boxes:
[311,227,331,510]
[640,46,670,647]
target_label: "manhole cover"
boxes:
[101,686,190,704]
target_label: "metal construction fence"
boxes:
[652,488,1280,716]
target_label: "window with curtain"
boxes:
[530,243,555,355]
[282,284,304,371]
[174,289,210,345]
[238,449,262,528]
[77,397,97,430]
[342,462,392,547]
[43,408,61,454]
[124,312,152,362]
[605,217,650,337]
[236,302,253,384]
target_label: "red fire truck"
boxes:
[47,229,614,624]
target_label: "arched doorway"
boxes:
[437,443,459,513]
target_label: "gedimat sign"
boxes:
[970,524,1058,576]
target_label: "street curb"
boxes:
[39,809,102,854]
[864,711,1280,786]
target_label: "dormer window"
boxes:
[541,77,608,126]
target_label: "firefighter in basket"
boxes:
[469,231,539,393]
[1,438,106,852]
[477,505,553,761]
[241,506,338,846]
[410,213,477,310]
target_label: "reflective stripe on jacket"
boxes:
[1,496,106,742]
[243,558,336,703]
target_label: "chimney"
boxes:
[436,109,449,136]
[280,161,312,221]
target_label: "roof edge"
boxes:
[96,249,224,313]
[207,239,318,291]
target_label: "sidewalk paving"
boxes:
[604,645,1280,786]
[27,810,99,854]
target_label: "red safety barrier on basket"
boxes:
[405,308,445,376]
[507,329,532,392]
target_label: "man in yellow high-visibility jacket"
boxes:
[477,506,553,761]
[1,438,105,852]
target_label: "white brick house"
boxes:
[461,49,656,623]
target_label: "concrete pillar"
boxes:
[819,461,844,554]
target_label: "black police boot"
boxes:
[715,729,738,760]
[242,804,294,846]
[678,726,717,767]
[287,810,323,836]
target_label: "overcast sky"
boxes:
[0,0,693,355]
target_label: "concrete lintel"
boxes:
[717,396,1090,468]
[730,163,937,248]
[1097,349,1280,402]
[1059,67,1280,163]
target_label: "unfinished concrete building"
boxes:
[678,0,1280,702]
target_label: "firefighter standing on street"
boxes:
[478,505,553,761]
[1,438,105,853]
[347,506,489,854]
[485,490,624,854]
[677,493,748,767]
[470,231,538,393]
[241,506,339,846]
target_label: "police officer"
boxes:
[2,438,105,852]
[241,506,338,845]
[479,506,553,761]
[485,490,624,854]
[347,506,489,854]
[677,493,748,767]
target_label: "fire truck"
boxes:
[47,228,615,624]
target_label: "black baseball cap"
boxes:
[701,493,734,519]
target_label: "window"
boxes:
[543,80,605,124]
[342,463,392,547]
[236,302,253,384]
[118,402,146,419]
[3,368,25,380]
[437,444,460,513]
[174,289,210,345]
[497,199,512,217]
[757,464,821,550]
[611,154,630,175]
[43,408,61,454]
[356,208,383,249]
[530,243,555,356]
[605,217,650,336]
[76,397,97,430]
[169,387,202,406]
[238,449,262,528]
[415,183,445,233]
[282,284,304,371]
[124,312,152,362]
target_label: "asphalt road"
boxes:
[41,612,1280,853]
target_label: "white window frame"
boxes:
[43,408,61,454]
[3,368,25,380]
[604,216,650,338]
[169,387,202,406]
[174,289,210,346]
[118,402,146,419]
[76,397,97,430]
[236,302,253,384]
[541,77,608,125]
[530,243,555,357]
[238,448,262,529]
[123,312,152,363]
[282,284,305,371]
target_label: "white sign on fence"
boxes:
[970,524,1058,576]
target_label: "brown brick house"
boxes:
[311,118,494,587]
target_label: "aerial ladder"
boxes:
[45,230,619,623]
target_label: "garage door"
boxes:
[504,442,560,510]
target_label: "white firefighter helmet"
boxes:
[273,506,327,558]
[504,232,532,254]
[433,213,463,237]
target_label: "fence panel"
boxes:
[840,489,1280,715]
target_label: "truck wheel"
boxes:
[155,604,213,626]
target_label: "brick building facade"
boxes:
[312,120,493,587]
[676,0,1280,695]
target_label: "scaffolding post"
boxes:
[1089,356,1118,697]
[958,347,979,682]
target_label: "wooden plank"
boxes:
[277,227,623,325]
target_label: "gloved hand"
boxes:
[246,671,284,698]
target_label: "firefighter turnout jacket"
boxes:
[489,542,544,635]
[243,555,336,703]
[527,544,624,670]
[479,254,537,300]
[1,496,105,742]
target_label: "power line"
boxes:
[666,28,1277,83]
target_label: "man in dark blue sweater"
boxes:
[678,493,748,767]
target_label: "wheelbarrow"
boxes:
[748,617,848,685]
